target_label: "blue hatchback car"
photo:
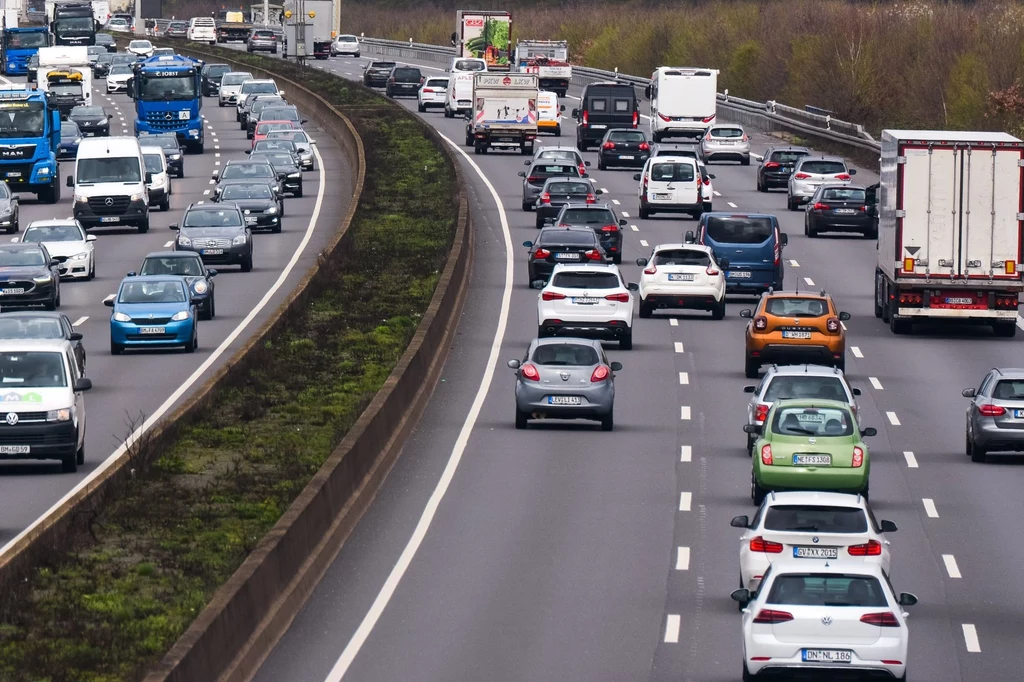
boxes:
[58,120,82,160]
[105,275,198,355]
[685,213,787,294]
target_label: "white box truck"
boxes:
[874,130,1024,336]
[514,40,570,97]
[645,66,719,142]
[463,72,537,154]
[37,45,91,107]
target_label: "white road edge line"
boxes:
[922,498,938,518]
[675,546,690,570]
[851,346,863,358]
[727,201,737,208]
[789,259,800,267]
[680,445,691,462]
[869,377,883,390]
[943,554,962,578]
[962,624,981,652]
[903,451,918,468]
[679,492,691,511]
[163,240,174,248]
[322,132,514,681]
[886,411,900,426]
[664,614,681,643]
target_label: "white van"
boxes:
[444,71,474,118]
[634,155,703,219]
[646,67,719,142]
[68,136,151,232]
[187,17,216,44]
[0,339,91,473]
[536,90,564,136]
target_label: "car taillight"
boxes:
[632,110,638,127]
[860,612,900,627]
[794,172,811,179]
[582,110,588,126]
[704,132,712,141]
[639,142,649,151]
[540,192,551,204]
[979,404,1006,416]
[753,315,767,331]
[753,609,792,624]
[591,365,610,382]
[558,223,571,228]
[605,292,630,302]
[835,173,852,181]
[542,291,565,301]
[521,363,540,381]
[859,205,868,212]
[423,87,433,93]
[764,161,780,169]
[813,202,829,211]
[644,264,657,275]
[702,176,711,186]
[742,134,749,142]
[601,224,619,232]
[852,446,864,468]
[602,141,615,149]
[701,114,715,123]
[706,265,719,276]
[388,77,395,83]
[586,194,597,203]
[584,249,602,261]
[527,176,540,183]
[773,239,781,266]
[658,113,671,122]
[827,317,840,333]
[420,77,425,84]
[533,248,551,259]
[749,536,783,553]
[848,539,882,556]
[760,444,773,465]
[754,403,769,423]
[578,163,586,176]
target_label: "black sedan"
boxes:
[363,60,396,88]
[248,151,302,197]
[522,226,607,285]
[134,250,218,319]
[804,184,875,238]
[201,63,231,97]
[756,145,810,192]
[68,106,111,137]
[138,132,184,177]
[93,52,113,78]
[553,204,627,264]
[213,182,283,233]
[0,243,61,309]
[95,33,117,53]
[171,204,253,272]
[212,160,283,199]
[597,129,650,170]
[0,311,86,373]
[0,181,18,233]
[534,178,600,229]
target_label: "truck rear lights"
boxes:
[760,444,773,465]
[753,315,767,330]
[852,446,864,467]
[979,404,1006,416]
[1006,260,1017,274]
[996,296,1018,309]
[899,292,923,305]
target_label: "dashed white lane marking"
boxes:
[600,187,609,193]
[215,161,220,166]
[680,406,691,420]
[679,372,689,385]
[680,445,691,462]
[851,346,863,358]
[943,554,962,579]
[962,624,981,653]
[344,71,352,76]
[727,201,737,208]
[639,240,648,247]
[903,451,918,468]
[789,259,800,267]
[163,240,174,248]
[713,190,721,197]
[674,342,684,353]
[869,377,883,390]
[203,189,210,195]
[197,201,204,205]
[630,224,638,232]
[215,152,220,158]
[215,144,220,150]
[923,498,939,518]
[621,211,630,218]
[803,277,815,286]
[675,547,691,570]
[887,411,900,426]
[679,492,691,511]
[664,615,681,643]
[612,199,620,205]
[71,316,87,327]
[209,180,215,184]
[669,318,678,327]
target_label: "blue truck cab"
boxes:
[0,88,62,203]
[130,54,205,153]
[685,212,787,293]
[1,27,50,76]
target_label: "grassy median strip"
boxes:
[0,53,457,681]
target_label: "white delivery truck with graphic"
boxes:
[463,72,537,155]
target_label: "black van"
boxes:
[572,81,639,151]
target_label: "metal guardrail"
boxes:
[356,37,882,156]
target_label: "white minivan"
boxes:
[68,136,151,232]
[444,71,474,118]
[634,155,703,219]
[646,66,719,142]
[187,17,216,44]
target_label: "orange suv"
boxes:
[739,290,851,378]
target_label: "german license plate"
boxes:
[548,395,582,405]
[1015,409,1024,419]
[202,248,224,255]
[834,208,856,215]
[100,216,119,223]
[793,454,832,466]
[555,252,580,260]
[590,124,606,129]
[245,216,257,224]
[654,193,672,200]
[718,140,735,145]
[620,155,634,160]
[783,330,812,339]
[572,297,598,304]
[946,297,973,305]
[668,273,694,281]
[728,271,752,278]
[0,445,29,454]
[794,545,838,559]
[1,288,24,295]
[5,171,20,178]
[803,649,851,663]
[139,326,165,334]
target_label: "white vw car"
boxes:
[730,491,896,593]
[535,263,637,350]
[417,77,449,113]
[635,243,726,319]
[19,219,96,280]
[732,559,916,681]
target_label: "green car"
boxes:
[744,399,876,505]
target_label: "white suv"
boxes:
[635,243,727,319]
[535,263,637,350]
[417,77,449,112]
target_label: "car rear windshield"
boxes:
[371,62,396,69]
[711,127,744,138]
[72,107,104,117]
[769,150,807,164]
[0,351,66,388]
[532,343,599,366]
[704,216,773,244]
[764,297,828,317]
[653,147,698,158]
[143,154,165,173]
[650,162,694,182]
[772,406,854,437]
[393,68,421,81]
[551,272,619,289]
[608,131,645,142]
[222,164,273,179]
[800,160,846,174]
[560,208,615,225]
[652,249,710,266]
[767,575,886,607]
[822,188,866,202]
[426,78,449,88]
[532,164,578,177]
[538,230,595,246]
[547,182,589,194]
[23,224,82,242]
[242,82,278,93]
[252,31,274,38]
[992,380,1024,399]
[764,505,868,534]
[221,183,273,200]
[763,376,848,402]
[222,73,252,85]
[141,257,203,276]
[0,317,63,339]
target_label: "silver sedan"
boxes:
[699,124,750,165]
[508,337,621,431]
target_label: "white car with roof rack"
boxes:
[534,262,637,350]
[635,243,727,319]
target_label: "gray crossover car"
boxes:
[519,160,587,211]
[787,155,856,210]
[963,368,1024,462]
[171,204,253,272]
[699,124,750,164]
[508,337,622,431]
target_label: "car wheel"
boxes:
[515,408,528,430]
[742,662,756,682]
[209,295,216,319]
[639,204,650,219]
[597,159,605,171]
[417,103,425,112]
[110,340,122,355]
[751,472,766,505]
[241,254,253,272]
[160,197,170,211]
[639,300,652,318]
[186,328,197,353]
[969,435,987,463]
[535,216,544,229]
[744,355,759,379]
[76,441,85,466]
[44,293,56,311]
[612,253,622,265]
[712,298,726,320]
[600,411,614,432]
[577,139,587,152]
[807,219,818,238]
[619,332,632,350]
[200,298,213,320]
[61,450,77,473]
[554,125,561,137]
[756,177,764,192]
[741,156,750,166]
[746,432,755,453]
[522,201,532,212]
[787,196,796,211]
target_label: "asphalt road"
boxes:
[0,68,353,547]
[237,49,1018,682]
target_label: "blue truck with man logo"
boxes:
[0,89,62,203]
[1,27,50,76]
[130,54,205,153]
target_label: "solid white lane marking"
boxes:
[679,492,691,511]
[903,451,918,468]
[803,277,815,286]
[887,411,900,426]
[163,240,174,248]
[323,131,513,681]
[611,199,620,205]
[679,372,689,385]
[680,406,691,420]
[869,377,883,390]
[71,316,87,327]
[621,211,630,218]
[851,346,863,358]
[674,342,684,353]
[789,259,799,267]
[922,498,938,518]
[639,240,648,247]
[630,225,638,232]
[943,554,962,579]
[675,546,690,570]
[680,445,691,462]
[664,615,681,643]
[962,624,981,652]
[727,201,737,208]
[713,190,721,197]
[669,318,678,327]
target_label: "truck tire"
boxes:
[873,274,884,318]
[38,176,59,204]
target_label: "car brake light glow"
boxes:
[540,192,551,204]
[578,163,587,176]
[422,87,433,93]
[704,132,712,141]
[586,194,597,203]
[764,161,780,169]
[749,536,783,553]
[591,365,610,382]
[702,176,711,186]
[644,264,657,275]
[760,444,773,465]
[541,291,566,301]
[584,249,602,261]
[639,142,649,151]
[521,363,540,381]
[605,292,630,302]
[702,115,715,123]
[794,172,811,179]
[827,317,840,332]
[601,224,619,232]
[852,446,864,468]
[753,609,792,624]
[860,612,900,627]
[706,265,719,276]
[813,202,829,211]
[533,248,551,259]
[754,403,769,423]
[742,134,749,142]
[754,315,767,331]
[835,173,852,180]
[632,110,638,127]
[848,539,882,556]
[582,110,588,126]
[527,176,541,183]
[602,141,615,149]
[658,112,671,122]
[979,404,1006,416]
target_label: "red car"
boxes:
[252,120,301,148]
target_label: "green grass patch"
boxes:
[0,45,457,681]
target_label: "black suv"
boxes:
[572,81,639,151]
[756,145,811,192]
[386,66,423,98]
[363,60,397,88]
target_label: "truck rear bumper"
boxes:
[897,308,1019,320]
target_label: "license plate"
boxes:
[717,140,735,145]
[139,326,165,334]
[1015,409,1024,419]
[202,248,224,255]
[100,216,119,223]
[834,208,856,215]
[0,445,29,454]
[803,649,852,663]
[0,288,24,295]
[782,168,792,173]
[794,454,832,466]
[590,124,606,129]
[5,171,20,178]
[555,252,580,260]
[668,273,695,281]
[548,395,582,405]
[620,155,634,160]
[782,330,812,339]
[654,193,672,200]
[946,297,973,305]
[794,546,838,559]
[572,297,599,304]
[245,216,257,224]
[728,271,752,278]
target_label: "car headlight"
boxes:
[70,251,89,260]
[32,274,51,283]
[46,408,71,422]
[192,280,208,294]
[265,205,278,215]
[0,207,11,217]
[37,167,49,176]
[169,154,181,160]
[74,193,87,204]
[287,172,300,178]
[178,235,192,246]
[171,310,190,321]
[112,311,131,322]
[74,137,82,144]
[130,192,146,202]
[232,234,247,245]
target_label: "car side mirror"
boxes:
[626,282,639,291]
[779,233,789,246]
[743,385,756,393]
[739,309,753,318]
[507,359,521,369]
[742,424,761,434]
[571,108,579,117]
[66,176,74,187]
[879,520,898,533]
[839,311,851,321]
[49,258,59,267]
[633,173,641,181]
[86,234,97,242]
[898,593,917,607]
[684,230,695,243]
[144,171,152,184]
[849,168,858,175]
[559,104,565,112]
[962,388,977,398]
[107,114,113,119]
[618,218,627,226]
[644,84,652,99]
[518,171,526,177]
[584,161,591,167]
[301,119,308,124]
[208,269,217,277]
[69,332,83,341]
[126,270,137,277]
[522,241,534,248]
[730,515,749,528]
[211,170,219,179]
[581,173,589,178]
[103,297,114,307]
[719,257,730,269]
[530,279,545,289]
[169,224,178,230]
[74,377,92,391]
[708,173,716,180]
[636,258,649,267]
[523,160,531,166]
[852,387,862,396]
[730,588,752,606]
[861,427,877,437]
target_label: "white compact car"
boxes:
[733,559,916,681]
[730,491,896,593]
[330,34,360,57]
[105,64,133,93]
[635,243,726,319]
[536,263,637,350]
[635,155,703,219]
[417,77,449,112]
[19,219,96,280]
[218,71,253,107]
